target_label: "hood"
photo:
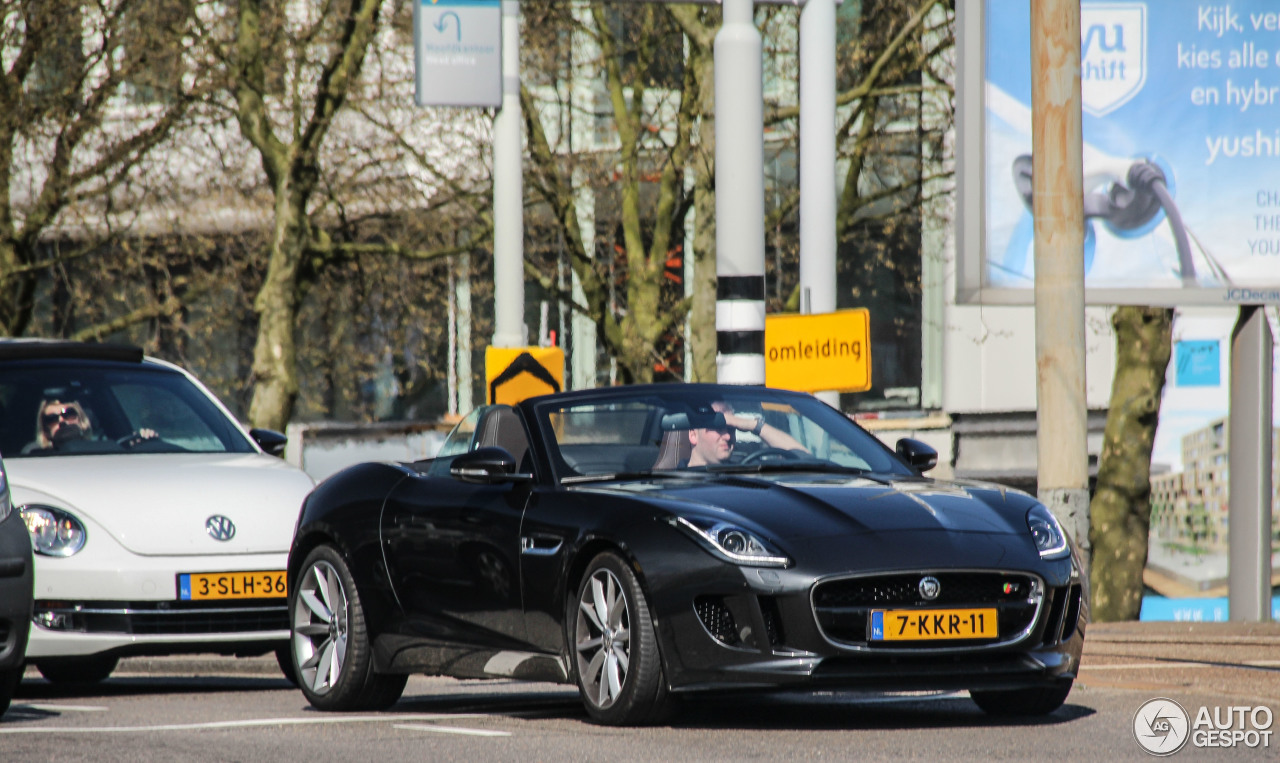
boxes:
[7,453,315,556]
[580,472,1038,541]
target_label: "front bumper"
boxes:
[654,560,1085,694]
[26,550,289,659]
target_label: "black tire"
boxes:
[35,655,119,685]
[0,667,21,716]
[970,680,1073,716]
[290,545,406,711]
[569,551,672,726]
[274,645,298,686]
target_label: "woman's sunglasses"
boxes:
[42,406,82,427]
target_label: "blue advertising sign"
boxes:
[1175,339,1220,386]
[958,1,1280,305]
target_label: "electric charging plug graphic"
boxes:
[998,154,1226,287]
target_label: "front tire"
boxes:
[291,545,406,711]
[970,680,1073,716]
[35,655,118,685]
[570,551,671,726]
[0,667,21,716]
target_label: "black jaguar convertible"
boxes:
[285,383,1086,725]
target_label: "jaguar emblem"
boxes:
[918,576,941,601]
[206,515,236,542]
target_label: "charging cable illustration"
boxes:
[996,154,1229,287]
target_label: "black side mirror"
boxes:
[451,446,533,484]
[895,437,938,473]
[250,428,288,458]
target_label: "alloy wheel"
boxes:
[292,559,349,695]
[575,567,632,708]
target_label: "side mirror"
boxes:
[450,446,533,484]
[250,428,288,458]
[895,437,938,473]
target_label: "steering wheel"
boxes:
[740,447,805,464]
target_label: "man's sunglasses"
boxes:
[42,407,81,427]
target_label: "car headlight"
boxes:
[1026,505,1069,560]
[672,516,790,568]
[20,505,87,557]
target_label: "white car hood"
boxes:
[7,453,315,556]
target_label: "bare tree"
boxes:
[1,0,199,339]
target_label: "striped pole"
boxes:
[714,0,766,385]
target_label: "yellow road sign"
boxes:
[485,347,565,405]
[764,309,871,393]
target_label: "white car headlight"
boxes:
[672,516,790,568]
[21,504,88,557]
[1026,505,1070,560]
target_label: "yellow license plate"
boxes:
[870,607,998,641]
[179,571,287,601]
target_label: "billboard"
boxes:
[958,1,1280,306]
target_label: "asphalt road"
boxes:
[1,622,1277,762]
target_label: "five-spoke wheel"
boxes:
[571,552,671,725]
[291,545,406,711]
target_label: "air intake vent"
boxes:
[695,596,740,646]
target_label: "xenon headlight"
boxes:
[1026,504,1069,560]
[20,504,87,557]
[672,516,790,568]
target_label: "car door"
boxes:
[380,407,532,651]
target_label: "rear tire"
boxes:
[35,655,119,685]
[970,680,1073,716]
[291,545,406,711]
[569,551,672,726]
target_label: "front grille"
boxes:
[34,599,288,636]
[812,571,1043,649]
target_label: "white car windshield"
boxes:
[0,364,255,458]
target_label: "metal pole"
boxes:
[492,0,525,348]
[799,0,838,407]
[1030,0,1090,573]
[1229,306,1274,622]
[715,0,766,385]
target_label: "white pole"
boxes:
[492,0,525,348]
[715,0,766,385]
[800,0,839,406]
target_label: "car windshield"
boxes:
[531,385,911,482]
[0,363,255,458]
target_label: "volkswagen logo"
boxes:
[918,576,941,601]
[206,515,236,542]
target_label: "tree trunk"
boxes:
[1088,305,1174,621]
[247,191,306,432]
[687,33,717,383]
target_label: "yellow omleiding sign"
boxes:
[764,310,871,393]
[485,347,565,405]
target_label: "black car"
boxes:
[286,383,1087,725]
[0,452,33,716]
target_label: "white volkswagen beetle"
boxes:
[0,340,315,684]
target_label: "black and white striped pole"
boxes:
[714,0,767,385]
